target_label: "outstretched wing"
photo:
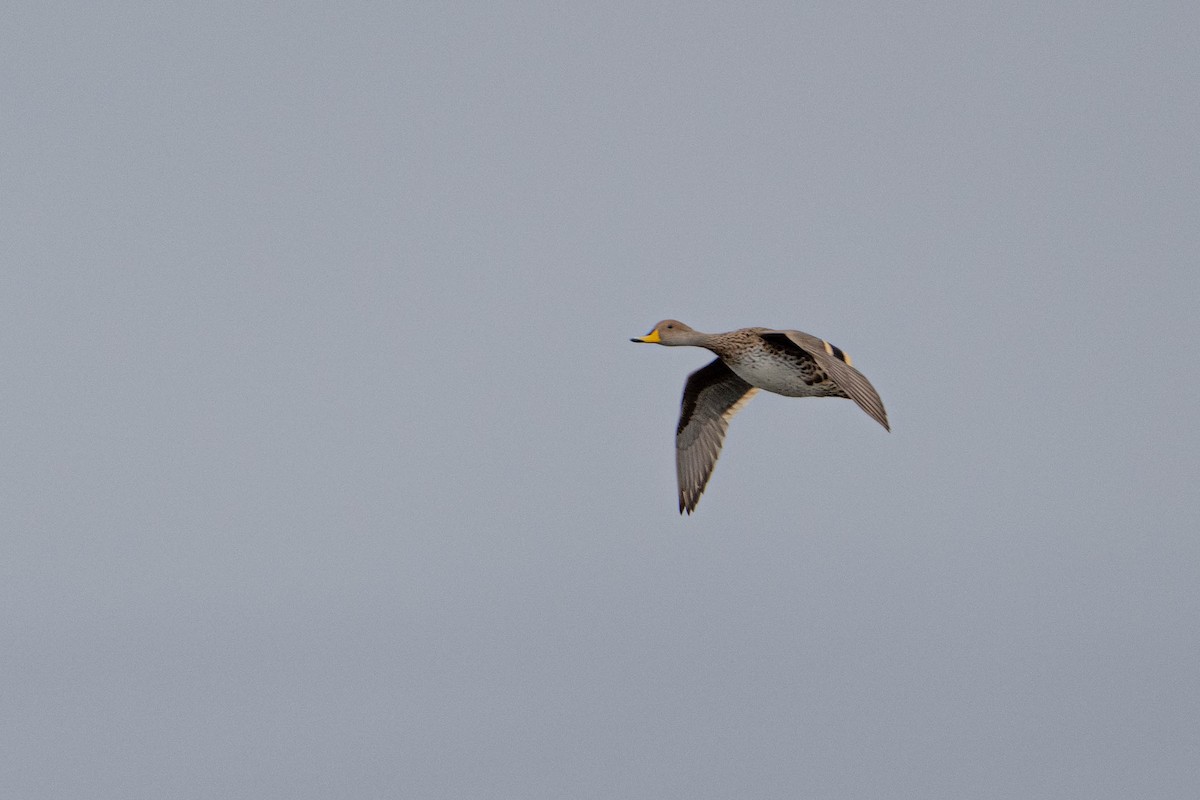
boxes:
[758,330,889,431]
[676,359,759,514]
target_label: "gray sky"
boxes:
[4,2,1199,798]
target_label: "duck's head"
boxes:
[630,319,695,345]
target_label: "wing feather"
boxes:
[675,359,758,514]
[758,330,890,431]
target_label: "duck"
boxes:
[631,320,889,514]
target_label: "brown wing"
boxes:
[758,330,889,431]
[675,359,759,514]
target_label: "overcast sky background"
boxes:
[3,2,1199,798]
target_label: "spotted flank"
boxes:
[632,319,888,514]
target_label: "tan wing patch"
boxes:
[821,339,853,366]
[721,387,759,423]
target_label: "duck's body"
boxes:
[632,320,889,514]
[701,327,851,398]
